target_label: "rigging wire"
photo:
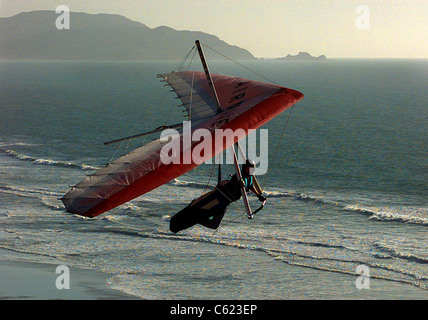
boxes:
[174,46,196,73]
[195,42,298,235]
[200,41,297,187]
[109,41,295,235]
[163,47,197,126]
[256,105,295,192]
[107,82,171,164]
[201,43,279,86]
[202,42,296,187]
[107,47,198,165]
[212,211,245,237]
[272,105,295,162]
[199,162,216,197]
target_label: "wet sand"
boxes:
[0,259,138,300]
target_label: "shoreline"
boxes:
[0,258,139,300]
[1,251,428,300]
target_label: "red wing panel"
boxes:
[61,73,303,217]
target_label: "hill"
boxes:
[0,11,255,61]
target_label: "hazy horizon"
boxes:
[1,0,427,59]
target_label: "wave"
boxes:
[98,227,428,292]
[168,178,209,190]
[251,189,428,227]
[346,205,428,226]
[264,189,338,204]
[0,185,65,211]
[0,141,39,148]
[0,185,61,198]
[40,195,65,211]
[100,215,128,223]
[3,145,426,227]
[0,148,99,171]
[169,180,332,203]
[2,213,427,299]
[374,242,428,266]
[162,178,428,227]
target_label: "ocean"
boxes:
[0,59,427,299]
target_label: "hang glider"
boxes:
[61,40,304,218]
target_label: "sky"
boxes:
[1,0,427,58]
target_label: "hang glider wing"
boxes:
[61,71,303,217]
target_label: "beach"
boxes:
[1,60,427,300]
[0,250,137,300]
[2,247,428,300]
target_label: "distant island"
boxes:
[0,11,255,61]
[276,52,327,61]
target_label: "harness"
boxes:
[244,176,253,192]
[215,174,253,204]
